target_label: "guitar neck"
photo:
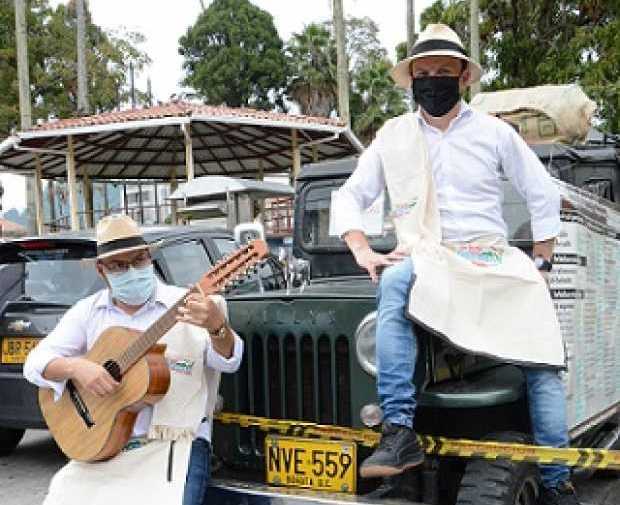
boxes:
[113,239,269,373]
[116,296,185,374]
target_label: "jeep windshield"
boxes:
[300,179,397,252]
[0,240,103,306]
[300,177,534,252]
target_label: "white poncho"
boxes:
[376,113,565,367]
[42,320,216,505]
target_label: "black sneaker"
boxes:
[538,481,581,505]
[359,422,425,478]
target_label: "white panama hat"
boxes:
[390,23,482,89]
[95,214,154,260]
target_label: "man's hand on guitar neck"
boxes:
[43,357,120,397]
[177,292,235,359]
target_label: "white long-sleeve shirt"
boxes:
[333,101,561,243]
[23,279,243,442]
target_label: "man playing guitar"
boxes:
[24,214,243,505]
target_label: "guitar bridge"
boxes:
[67,380,95,428]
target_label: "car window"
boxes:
[159,240,213,287]
[0,242,103,305]
[213,237,237,257]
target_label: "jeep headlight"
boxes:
[355,311,377,377]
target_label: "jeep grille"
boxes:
[235,332,351,455]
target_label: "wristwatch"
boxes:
[534,256,553,272]
[210,322,228,339]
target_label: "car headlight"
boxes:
[355,311,377,377]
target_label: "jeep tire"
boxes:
[596,415,620,479]
[455,432,539,505]
[0,427,25,456]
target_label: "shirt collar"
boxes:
[94,278,180,310]
[416,99,473,129]
[153,279,185,308]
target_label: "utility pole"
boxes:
[76,0,89,115]
[332,0,349,126]
[146,77,153,107]
[14,0,36,234]
[14,0,31,129]
[47,180,56,231]
[76,0,93,227]
[129,61,136,109]
[407,0,417,111]
[407,0,416,55]
[469,0,481,97]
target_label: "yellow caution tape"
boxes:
[215,412,620,471]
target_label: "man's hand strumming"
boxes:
[71,358,120,397]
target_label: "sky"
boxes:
[2,0,435,212]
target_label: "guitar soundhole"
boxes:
[103,360,122,382]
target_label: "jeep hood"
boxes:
[228,277,376,301]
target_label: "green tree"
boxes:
[0,0,150,136]
[285,23,337,116]
[178,0,288,110]
[337,16,387,73]
[286,16,407,142]
[344,18,407,143]
[350,56,407,144]
[36,1,150,121]
[419,0,620,133]
[395,41,408,63]
[421,0,470,44]
[0,0,49,134]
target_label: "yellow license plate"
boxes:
[265,436,356,494]
[1,337,40,364]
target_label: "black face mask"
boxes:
[411,76,461,118]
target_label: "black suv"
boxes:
[0,224,285,455]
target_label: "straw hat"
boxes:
[390,23,482,90]
[95,214,151,260]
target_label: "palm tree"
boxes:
[351,57,408,144]
[285,23,338,117]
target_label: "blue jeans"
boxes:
[183,438,211,505]
[376,257,570,489]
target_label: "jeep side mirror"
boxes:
[234,222,265,246]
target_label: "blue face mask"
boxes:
[106,264,156,306]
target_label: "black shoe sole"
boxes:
[359,452,425,478]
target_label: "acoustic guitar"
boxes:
[39,239,268,462]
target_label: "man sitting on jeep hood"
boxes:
[332,23,578,505]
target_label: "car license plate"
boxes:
[265,435,356,494]
[1,337,40,364]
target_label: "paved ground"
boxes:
[0,431,65,505]
[1,430,619,504]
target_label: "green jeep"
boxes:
[211,142,620,505]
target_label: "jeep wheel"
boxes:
[596,417,620,479]
[0,427,25,456]
[455,433,539,505]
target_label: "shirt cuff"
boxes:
[206,333,243,373]
[331,191,366,238]
[532,215,561,243]
[23,349,67,401]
